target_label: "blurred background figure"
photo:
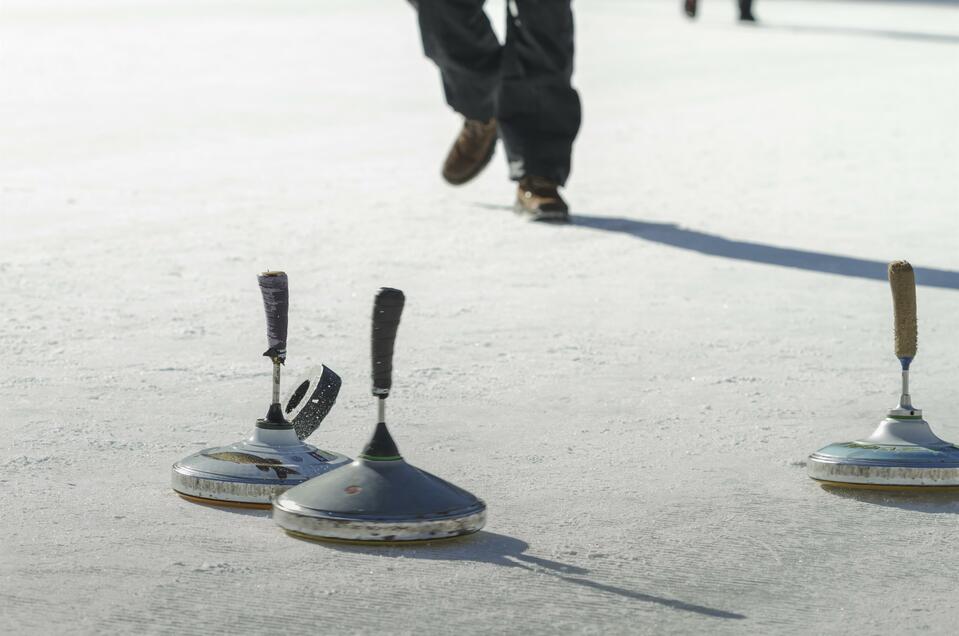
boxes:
[684,0,756,22]
[411,0,582,223]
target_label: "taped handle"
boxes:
[371,287,405,397]
[258,271,289,361]
[888,260,917,360]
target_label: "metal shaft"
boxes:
[377,397,386,424]
[272,358,282,406]
[900,368,911,409]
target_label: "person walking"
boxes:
[684,0,756,22]
[411,0,582,223]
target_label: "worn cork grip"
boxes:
[371,287,405,396]
[259,271,289,361]
[888,260,917,359]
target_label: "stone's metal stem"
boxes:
[900,368,910,409]
[377,397,386,424]
[889,361,921,418]
[272,358,282,406]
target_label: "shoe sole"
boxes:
[442,138,497,186]
[512,202,570,224]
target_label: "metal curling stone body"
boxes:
[172,425,351,506]
[808,416,959,488]
[279,287,487,542]
[273,452,487,542]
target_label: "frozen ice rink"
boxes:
[2,0,959,633]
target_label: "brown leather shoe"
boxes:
[514,176,569,223]
[442,118,498,186]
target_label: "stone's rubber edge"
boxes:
[173,490,273,509]
[811,479,959,492]
[171,466,296,505]
[807,454,959,488]
[273,503,487,543]
[283,528,481,547]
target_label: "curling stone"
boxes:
[273,288,487,542]
[172,271,350,508]
[808,261,959,490]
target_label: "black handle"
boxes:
[258,271,289,361]
[371,287,405,396]
[286,366,342,440]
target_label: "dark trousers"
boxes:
[414,0,582,186]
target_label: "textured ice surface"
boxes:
[2,0,959,633]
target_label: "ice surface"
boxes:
[2,0,959,633]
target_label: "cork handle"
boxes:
[888,260,917,361]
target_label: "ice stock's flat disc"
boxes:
[172,427,351,506]
[808,441,959,489]
[272,457,486,542]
